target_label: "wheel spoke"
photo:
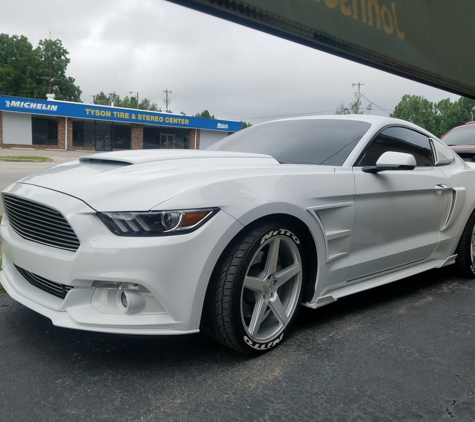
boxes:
[274,262,302,289]
[268,294,289,325]
[248,296,268,336]
[264,238,280,276]
[243,276,266,293]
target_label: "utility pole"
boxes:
[129,91,139,108]
[163,89,172,111]
[352,82,364,114]
[352,82,364,99]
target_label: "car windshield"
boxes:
[443,125,475,146]
[207,119,371,165]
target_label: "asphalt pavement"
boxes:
[0,148,86,215]
[0,267,474,421]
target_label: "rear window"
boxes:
[442,125,475,146]
[208,119,371,166]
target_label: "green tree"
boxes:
[390,94,436,133]
[433,98,459,137]
[0,34,81,101]
[93,91,109,105]
[335,99,364,115]
[335,103,349,114]
[194,110,215,119]
[241,121,252,129]
[391,95,475,137]
[0,34,44,98]
[38,38,81,101]
[92,91,160,110]
[455,97,475,124]
[139,98,160,111]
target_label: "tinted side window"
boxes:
[356,127,434,166]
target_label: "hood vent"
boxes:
[79,157,133,166]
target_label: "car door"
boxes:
[348,126,451,280]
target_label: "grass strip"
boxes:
[0,156,53,162]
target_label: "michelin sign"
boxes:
[5,99,58,111]
[0,95,241,132]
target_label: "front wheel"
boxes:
[203,222,306,353]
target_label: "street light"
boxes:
[129,91,139,108]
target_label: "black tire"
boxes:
[202,221,306,353]
[454,211,475,278]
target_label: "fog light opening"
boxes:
[120,291,128,308]
[117,291,146,314]
[93,280,150,292]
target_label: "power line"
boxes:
[236,109,337,120]
[360,94,393,114]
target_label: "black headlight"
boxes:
[97,208,219,236]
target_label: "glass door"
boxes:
[160,133,175,149]
[95,122,112,151]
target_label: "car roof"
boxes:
[264,114,437,138]
[441,122,475,139]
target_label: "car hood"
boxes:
[15,150,280,211]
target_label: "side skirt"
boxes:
[302,255,457,310]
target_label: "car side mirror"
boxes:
[362,151,416,173]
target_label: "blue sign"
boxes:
[0,95,242,132]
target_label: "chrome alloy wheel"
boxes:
[240,234,303,343]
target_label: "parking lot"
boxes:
[0,266,474,421]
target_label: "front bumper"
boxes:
[0,183,242,335]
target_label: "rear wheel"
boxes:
[455,211,475,278]
[203,221,305,353]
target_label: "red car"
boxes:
[442,122,475,161]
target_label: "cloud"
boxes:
[1,0,459,123]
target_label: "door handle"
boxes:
[434,184,450,192]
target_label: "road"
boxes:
[0,267,474,421]
[0,149,84,215]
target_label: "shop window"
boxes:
[143,126,191,149]
[73,119,94,148]
[143,127,161,149]
[113,123,131,149]
[32,116,58,145]
[175,128,191,149]
[73,120,131,150]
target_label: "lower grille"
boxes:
[15,265,73,299]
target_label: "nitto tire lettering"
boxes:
[244,334,284,350]
[260,228,300,245]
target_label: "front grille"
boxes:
[15,265,73,299]
[2,194,80,252]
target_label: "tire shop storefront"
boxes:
[0,95,242,151]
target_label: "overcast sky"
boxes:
[1,0,459,124]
